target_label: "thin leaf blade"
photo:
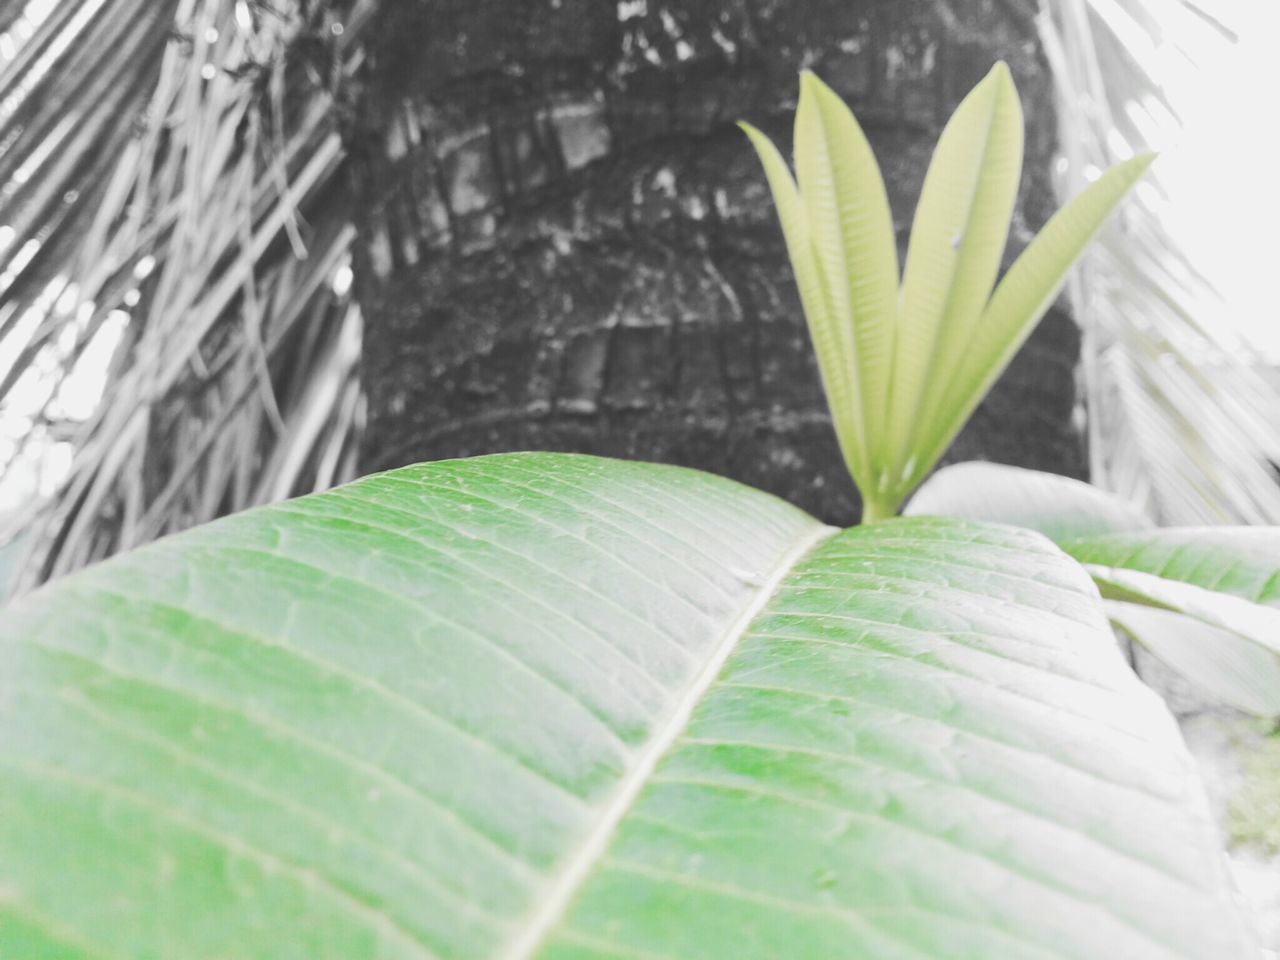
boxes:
[912,153,1156,490]
[741,121,867,489]
[889,62,1024,486]
[793,72,900,485]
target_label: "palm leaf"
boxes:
[0,0,373,594]
[1038,0,1280,525]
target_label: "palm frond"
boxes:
[1038,0,1280,524]
[0,0,373,593]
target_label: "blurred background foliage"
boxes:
[0,0,369,590]
[0,0,1276,596]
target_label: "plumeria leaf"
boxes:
[888,63,1024,495]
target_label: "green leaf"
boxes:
[1067,528,1280,717]
[793,72,900,493]
[740,121,869,492]
[905,460,1154,542]
[1086,564,1280,655]
[0,454,1255,958]
[1063,527,1280,609]
[1106,601,1280,717]
[910,153,1156,491]
[888,62,1024,492]
[904,465,1280,716]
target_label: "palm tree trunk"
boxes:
[343,0,1084,524]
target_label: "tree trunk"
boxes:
[343,0,1084,525]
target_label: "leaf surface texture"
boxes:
[0,454,1254,958]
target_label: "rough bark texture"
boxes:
[344,0,1084,525]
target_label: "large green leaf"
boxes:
[0,454,1255,958]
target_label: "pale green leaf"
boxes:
[1087,566,1280,657]
[1064,527,1280,717]
[793,72,899,486]
[888,62,1024,489]
[1107,600,1280,717]
[911,153,1156,491]
[1063,527,1280,609]
[905,461,1154,541]
[0,453,1256,958]
[907,476,1280,716]
[740,121,867,490]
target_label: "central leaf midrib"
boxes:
[499,521,839,960]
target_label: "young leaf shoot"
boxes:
[742,62,1154,522]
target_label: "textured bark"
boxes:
[344,0,1085,525]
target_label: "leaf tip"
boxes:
[987,59,1019,103]
[1132,151,1158,173]
[738,121,784,166]
[1106,152,1157,193]
[798,69,840,107]
[798,69,819,99]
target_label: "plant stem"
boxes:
[860,497,898,525]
